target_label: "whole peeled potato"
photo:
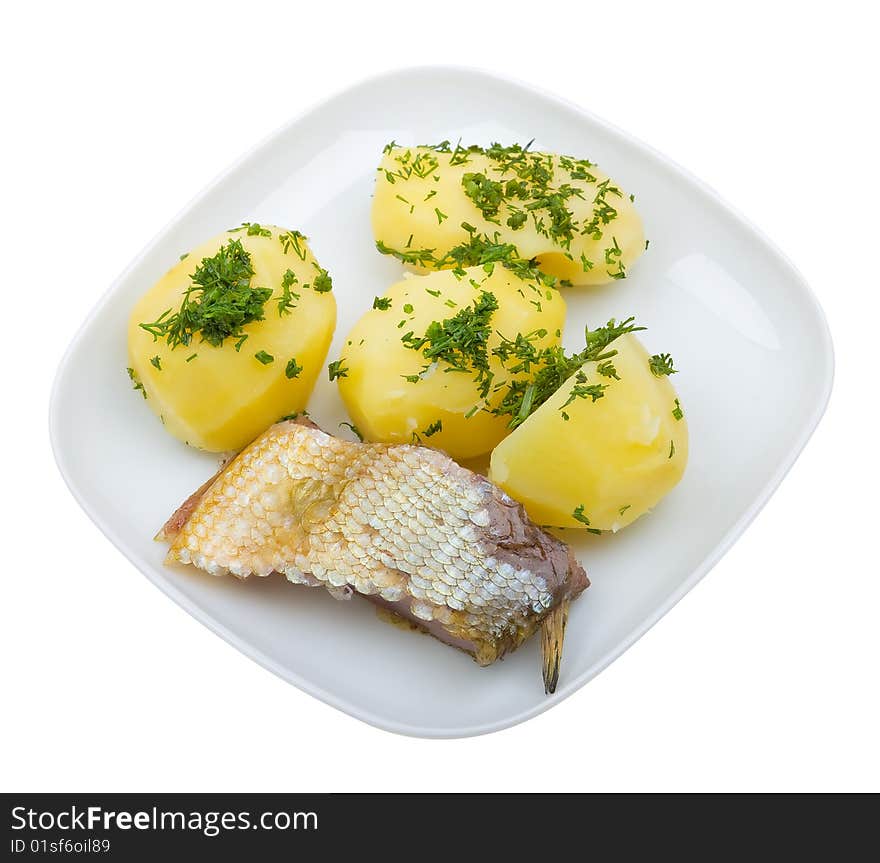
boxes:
[337,265,565,460]
[488,333,688,531]
[373,143,645,286]
[127,225,336,451]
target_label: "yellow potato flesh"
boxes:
[338,266,566,460]
[372,145,645,286]
[127,226,336,452]
[488,334,688,531]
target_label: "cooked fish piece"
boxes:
[159,418,588,691]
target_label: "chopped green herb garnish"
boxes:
[491,317,644,428]
[231,222,272,238]
[619,504,631,516]
[285,358,303,379]
[126,367,147,399]
[139,239,271,350]
[401,291,499,399]
[310,263,333,293]
[328,359,348,381]
[373,296,392,310]
[179,252,189,261]
[560,370,607,410]
[254,350,274,365]
[672,399,684,421]
[423,419,443,437]
[150,355,162,371]
[277,269,300,316]
[186,353,197,362]
[278,230,307,259]
[572,505,591,526]
[669,439,676,459]
[597,360,619,379]
[376,240,436,267]
[403,303,414,314]
[649,353,677,377]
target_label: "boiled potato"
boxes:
[128,224,336,451]
[337,265,565,460]
[373,143,645,286]
[488,334,687,531]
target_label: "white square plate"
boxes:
[50,67,833,737]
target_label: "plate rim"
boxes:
[48,64,835,738]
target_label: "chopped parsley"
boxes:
[403,303,414,314]
[254,351,274,365]
[572,505,591,526]
[672,399,684,421]
[149,355,162,371]
[285,358,303,379]
[373,296,392,310]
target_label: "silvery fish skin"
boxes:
[159,419,588,683]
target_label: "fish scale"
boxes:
[160,420,588,680]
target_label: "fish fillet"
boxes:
[159,419,588,690]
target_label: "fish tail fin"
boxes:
[541,599,570,695]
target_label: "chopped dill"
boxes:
[278,230,308,259]
[401,291,499,398]
[277,269,300,316]
[126,367,147,399]
[139,239,271,350]
[231,222,272,238]
[649,353,677,377]
[491,317,644,428]
[423,419,443,437]
[328,359,348,381]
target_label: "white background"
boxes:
[2,0,877,792]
